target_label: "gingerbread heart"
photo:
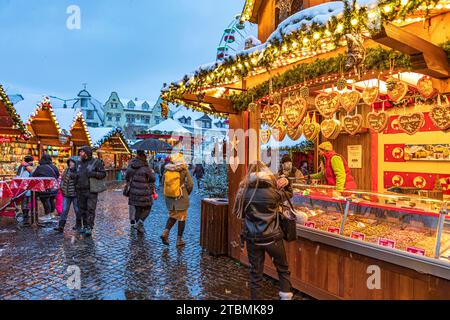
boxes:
[261,103,281,127]
[315,92,340,119]
[260,129,271,144]
[367,111,389,133]
[287,124,303,141]
[340,91,360,113]
[272,122,286,142]
[362,87,379,105]
[343,114,363,135]
[303,122,320,141]
[417,76,436,99]
[388,79,408,103]
[283,96,307,128]
[398,112,425,135]
[321,119,341,139]
[429,104,450,131]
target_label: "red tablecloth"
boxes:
[0,181,13,198]
[10,178,59,194]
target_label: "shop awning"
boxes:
[88,127,131,154]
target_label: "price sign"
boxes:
[351,232,366,241]
[407,246,426,256]
[327,227,340,234]
[304,222,316,229]
[378,238,396,248]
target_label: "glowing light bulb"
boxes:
[336,24,343,33]
[351,18,358,26]
[303,37,309,44]
[313,32,320,40]
[383,5,392,13]
[401,0,408,5]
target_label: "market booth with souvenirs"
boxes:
[89,127,132,181]
[162,0,450,299]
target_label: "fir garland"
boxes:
[95,128,131,153]
[0,85,30,137]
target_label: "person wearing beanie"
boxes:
[278,154,304,184]
[310,141,357,192]
[16,155,35,225]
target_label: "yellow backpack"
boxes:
[164,171,182,198]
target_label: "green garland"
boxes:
[228,46,412,111]
[281,140,315,153]
[161,0,440,111]
[95,127,131,153]
[0,84,30,137]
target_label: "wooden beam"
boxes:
[181,93,238,115]
[372,23,450,78]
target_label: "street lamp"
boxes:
[49,96,78,109]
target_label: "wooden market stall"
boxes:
[0,85,32,180]
[89,127,132,181]
[54,108,93,153]
[162,0,450,299]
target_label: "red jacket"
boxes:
[323,151,357,191]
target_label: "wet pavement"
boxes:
[0,184,306,300]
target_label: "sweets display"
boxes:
[0,142,39,176]
[42,146,71,171]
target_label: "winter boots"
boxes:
[160,229,170,245]
[53,220,66,233]
[176,237,186,247]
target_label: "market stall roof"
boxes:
[148,118,192,135]
[54,108,92,147]
[0,85,29,137]
[88,127,131,154]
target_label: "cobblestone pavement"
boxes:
[0,183,307,300]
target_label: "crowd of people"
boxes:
[12,141,355,300]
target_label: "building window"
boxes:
[116,114,121,122]
[186,117,192,126]
[144,116,150,124]
[87,110,94,120]
[155,116,161,124]
[202,121,211,129]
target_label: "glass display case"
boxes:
[291,184,450,263]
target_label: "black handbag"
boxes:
[279,192,298,242]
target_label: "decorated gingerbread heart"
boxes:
[283,96,307,128]
[417,76,436,99]
[387,79,408,103]
[261,103,281,127]
[321,119,341,139]
[367,111,389,133]
[398,112,425,135]
[287,124,303,141]
[315,92,340,119]
[303,122,320,141]
[362,87,379,105]
[272,121,286,142]
[340,91,360,113]
[429,104,450,131]
[342,114,363,135]
[260,129,271,144]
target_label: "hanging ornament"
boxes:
[272,120,286,142]
[367,102,389,133]
[345,33,366,73]
[299,85,310,98]
[261,103,281,127]
[321,118,341,140]
[387,77,408,103]
[398,112,425,135]
[287,124,303,141]
[247,102,258,113]
[429,96,450,131]
[260,128,271,145]
[343,114,363,135]
[340,89,360,113]
[315,91,341,119]
[416,76,437,99]
[283,94,307,128]
[272,92,282,104]
[362,87,379,105]
[336,77,347,91]
[303,113,320,141]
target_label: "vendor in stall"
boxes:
[310,142,357,192]
[278,154,304,183]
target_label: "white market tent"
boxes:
[148,118,191,135]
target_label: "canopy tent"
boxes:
[147,118,191,135]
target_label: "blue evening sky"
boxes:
[0,0,246,103]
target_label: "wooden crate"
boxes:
[200,199,229,256]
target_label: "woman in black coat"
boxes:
[234,161,293,300]
[125,150,155,233]
[32,153,60,218]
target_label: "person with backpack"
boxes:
[16,155,34,225]
[54,158,80,233]
[233,161,294,300]
[125,150,156,233]
[32,154,60,221]
[74,146,106,237]
[160,153,193,247]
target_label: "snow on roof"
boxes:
[148,118,191,135]
[11,93,55,123]
[53,108,82,132]
[262,135,306,149]
[88,127,116,147]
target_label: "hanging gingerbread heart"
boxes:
[429,103,450,131]
[287,124,303,141]
[417,76,436,99]
[283,96,307,128]
[260,129,271,144]
[398,112,425,135]
[272,121,286,142]
[340,91,361,113]
[315,92,341,119]
[387,78,408,103]
[343,114,363,135]
[362,87,379,105]
[303,114,320,141]
[321,119,341,139]
[261,103,281,127]
[367,111,389,133]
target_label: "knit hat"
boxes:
[318,141,333,152]
[24,155,34,163]
[281,154,292,164]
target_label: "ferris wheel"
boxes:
[216,14,258,62]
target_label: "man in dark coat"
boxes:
[125,150,155,233]
[32,153,60,221]
[75,146,106,236]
